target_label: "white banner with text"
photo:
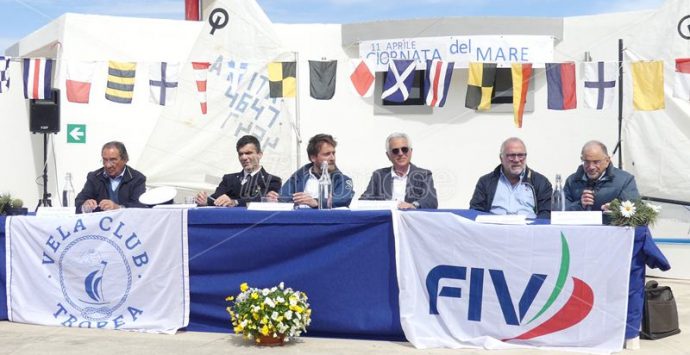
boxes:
[393,211,633,353]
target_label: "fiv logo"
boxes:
[42,215,149,329]
[425,233,594,340]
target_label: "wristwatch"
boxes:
[412,201,420,209]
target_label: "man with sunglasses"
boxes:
[563,140,639,215]
[360,132,437,209]
[75,141,147,213]
[470,137,552,218]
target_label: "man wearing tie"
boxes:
[359,132,437,209]
[195,135,281,207]
[563,140,639,213]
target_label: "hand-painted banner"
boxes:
[360,35,553,71]
[393,211,633,353]
[6,209,189,333]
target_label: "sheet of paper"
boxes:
[551,211,603,225]
[474,214,527,225]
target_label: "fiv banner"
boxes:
[5,209,189,333]
[392,211,633,353]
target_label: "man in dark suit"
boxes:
[195,135,281,207]
[359,133,437,209]
[76,141,147,213]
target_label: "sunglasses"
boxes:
[391,147,410,155]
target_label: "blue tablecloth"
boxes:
[0,209,670,340]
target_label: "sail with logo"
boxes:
[137,0,298,193]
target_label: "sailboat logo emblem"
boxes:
[58,235,133,321]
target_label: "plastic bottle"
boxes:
[318,161,332,210]
[552,174,565,212]
[62,172,76,208]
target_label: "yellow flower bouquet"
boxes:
[608,199,660,227]
[225,282,312,345]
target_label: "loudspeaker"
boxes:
[30,89,60,133]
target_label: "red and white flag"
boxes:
[673,58,690,101]
[66,61,96,104]
[192,62,210,114]
[349,59,374,97]
[424,60,454,107]
[22,58,54,99]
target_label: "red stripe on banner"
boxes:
[506,277,594,341]
[32,59,40,99]
[676,58,690,74]
[430,61,442,107]
[561,63,577,109]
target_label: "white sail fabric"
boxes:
[137,0,297,192]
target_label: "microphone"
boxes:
[585,180,596,211]
[320,160,329,173]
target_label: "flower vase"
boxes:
[256,334,285,346]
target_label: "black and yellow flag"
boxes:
[465,62,497,111]
[268,61,296,98]
[105,61,136,104]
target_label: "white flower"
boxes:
[271,311,279,320]
[646,202,662,213]
[285,310,293,320]
[620,200,636,218]
[262,288,270,296]
[276,296,285,304]
[279,282,285,290]
[264,297,275,308]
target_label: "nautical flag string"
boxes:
[546,62,577,110]
[511,63,532,128]
[191,61,210,114]
[268,61,297,98]
[424,60,454,107]
[632,60,664,111]
[0,56,10,94]
[22,58,54,99]
[583,61,616,110]
[465,62,497,110]
[105,61,136,104]
[381,60,416,103]
[149,62,179,106]
[349,59,374,97]
[673,58,690,101]
[66,61,96,104]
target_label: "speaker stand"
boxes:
[35,133,53,211]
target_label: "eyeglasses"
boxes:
[102,157,121,166]
[503,153,527,160]
[391,147,410,155]
[581,158,606,166]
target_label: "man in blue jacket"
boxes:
[271,134,354,208]
[359,132,437,209]
[470,137,552,219]
[75,141,147,213]
[564,140,639,214]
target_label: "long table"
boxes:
[0,209,670,340]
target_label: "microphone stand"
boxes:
[36,132,53,211]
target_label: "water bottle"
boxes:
[62,172,76,208]
[552,174,565,212]
[318,161,332,210]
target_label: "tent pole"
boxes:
[294,51,302,168]
[617,39,623,169]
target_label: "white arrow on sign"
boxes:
[69,126,84,141]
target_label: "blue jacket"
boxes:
[564,164,640,212]
[279,163,354,208]
[359,164,438,209]
[75,166,147,213]
[469,165,553,219]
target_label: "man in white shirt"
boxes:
[359,132,438,209]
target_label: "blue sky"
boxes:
[1,0,664,53]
